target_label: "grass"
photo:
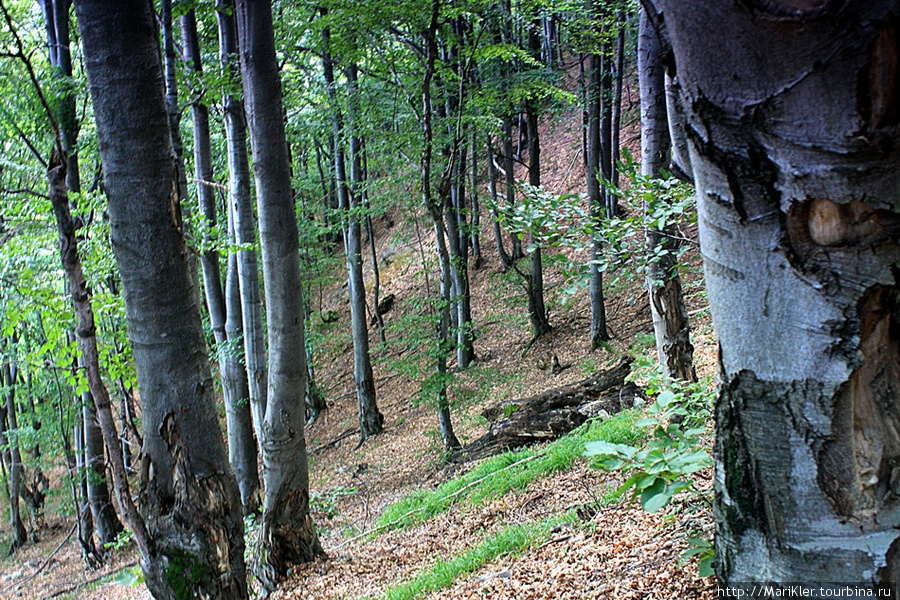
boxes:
[375,511,578,600]
[376,409,645,532]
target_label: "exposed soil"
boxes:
[0,89,716,600]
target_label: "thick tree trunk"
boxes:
[638,8,695,382]
[344,62,384,442]
[217,0,268,442]
[650,0,900,588]
[73,2,248,597]
[183,8,260,514]
[235,0,325,590]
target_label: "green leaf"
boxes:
[639,478,671,512]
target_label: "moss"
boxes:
[163,548,210,600]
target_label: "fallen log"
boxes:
[451,359,642,463]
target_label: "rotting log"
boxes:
[451,359,641,462]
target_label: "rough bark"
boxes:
[183,8,260,515]
[235,0,325,590]
[73,1,248,597]
[217,0,268,442]
[638,7,695,382]
[648,0,900,588]
[451,360,640,462]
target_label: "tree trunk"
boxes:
[486,137,512,268]
[235,0,325,591]
[423,0,461,453]
[183,8,260,515]
[585,50,609,349]
[650,0,900,588]
[502,118,524,260]
[73,1,249,597]
[1,362,27,553]
[638,7,695,382]
[344,62,384,442]
[469,130,482,267]
[217,0,268,443]
[81,386,122,547]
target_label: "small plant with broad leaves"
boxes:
[583,375,714,577]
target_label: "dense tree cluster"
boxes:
[2,0,896,596]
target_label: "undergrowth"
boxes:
[376,410,645,532]
[374,511,578,600]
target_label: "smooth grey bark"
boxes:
[638,7,695,382]
[74,1,248,597]
[235,0,325,590]
[664,71,692,183]
[217,0,268,443]
[344,61,384,442]
[648,0,900,588]
[183,9,260,514]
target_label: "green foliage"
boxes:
[583,370,714,576]
[311,486,356,521]
[377,513,577,600]
[377,409,643,532]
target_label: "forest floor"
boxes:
[0,96,718,600]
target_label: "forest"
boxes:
[0,0,898,599]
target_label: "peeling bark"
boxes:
[649,0,900,586]
[73,1,248,596]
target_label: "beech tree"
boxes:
[235,0,325,590]
[647,0,900,587]
[637,7,694,381]
[73,1,248,597]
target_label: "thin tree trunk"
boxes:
[525,16,550,341]
[72,2,249,596]
[423,0,461,452]
[344,62,384,442]
[503,118,523,259]
[611,13,625,190]
[235,0,325,590]
[469,130,482,267]
[486,137,512,268]
[0,361,26,553]
[586,48,609,349]
[183,8,260,514]
[217,0,268,442]
[638,7,695,382]
[80,385,122,546]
